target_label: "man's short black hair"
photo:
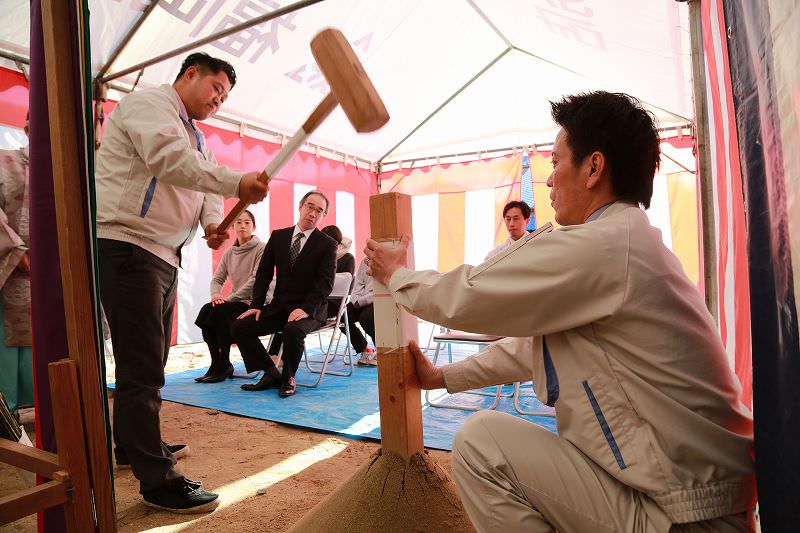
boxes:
[503,200,531,219]
[550,91,660,209]
[175,52,237,87]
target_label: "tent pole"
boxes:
[100,0,326,84]
[94,0,161,83]
[687,0,719,323]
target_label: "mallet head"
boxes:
[311,28,389,133]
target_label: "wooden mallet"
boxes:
[216,28,389,233]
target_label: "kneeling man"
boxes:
[366,92,756,532]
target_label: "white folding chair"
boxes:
[420,321,447,353]
[297,272,354,388]
[425,330,513,411]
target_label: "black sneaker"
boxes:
[142,478,219,514]
[116,443,190,469]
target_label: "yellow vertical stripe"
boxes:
[667,172,700,284]
[530,154,557,228]
[438,193,466,272]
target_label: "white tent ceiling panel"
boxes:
[88,0,145,73]
[0,0,694,163]
[472,0,693,122]
[0,0,31,56]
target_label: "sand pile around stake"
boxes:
[288,449,475,532]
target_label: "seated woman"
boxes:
[342,257,377,366]
[194,210,265,383]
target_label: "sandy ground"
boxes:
[1,337,459,532]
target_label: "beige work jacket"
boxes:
[96,85,242,267]
[388,201,755,524]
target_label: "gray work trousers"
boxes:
[99,239,182,493]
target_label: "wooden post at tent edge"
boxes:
[370,193,424,461]
[41,1,117,530]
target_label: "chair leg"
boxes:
[425,340,505,411]
[512,381,556,417]
[298,311,355,387]
[422,322,438,353]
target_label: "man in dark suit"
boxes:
[231,190,336,397]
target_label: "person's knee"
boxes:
[453,410,498,456]
[282,323,307,341]
[230,318,248,340]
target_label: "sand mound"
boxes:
[288,449,474,532]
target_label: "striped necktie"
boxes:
[289,233,305,267]
[187,118,205,152]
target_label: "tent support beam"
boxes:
[97,80,374,168]
[687,0,719,322]
[94,0,162,83]
[100,0,327,84]
[378,47,511,162]
[0,49,29,65]
[466,0,513,47]
[380,124,690,169]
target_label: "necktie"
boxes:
[289,233,304,267]
[187,118,205,152]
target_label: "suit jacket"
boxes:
[250,226,337,323]
[387,201,755,523]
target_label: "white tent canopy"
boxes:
[1,0,693,163]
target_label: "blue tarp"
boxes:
[109,347,556,451]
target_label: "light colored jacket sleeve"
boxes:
[119,91,242,198]
[350,259,374,307]
[387,225,627,338]
[210,248,230,297]
[0,207,25,287]
[228,244,265,303]
[442,336,536,393]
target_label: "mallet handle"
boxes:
[217,93,338,233]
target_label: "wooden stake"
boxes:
[370,193,423,461]
[49,360,96,532]
[40,1,116,530]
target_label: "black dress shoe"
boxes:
[240,369,282,391]
[194,368,213,382]
[201,365,233,383]
[278,377,296,398]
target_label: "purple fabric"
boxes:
[28,0,78,530]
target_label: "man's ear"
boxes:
[183,65,199,82]
[585,151,606,189]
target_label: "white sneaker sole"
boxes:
[143,498,219,514]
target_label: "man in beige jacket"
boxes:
[97,52,268,513]
[366,92,756,532]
